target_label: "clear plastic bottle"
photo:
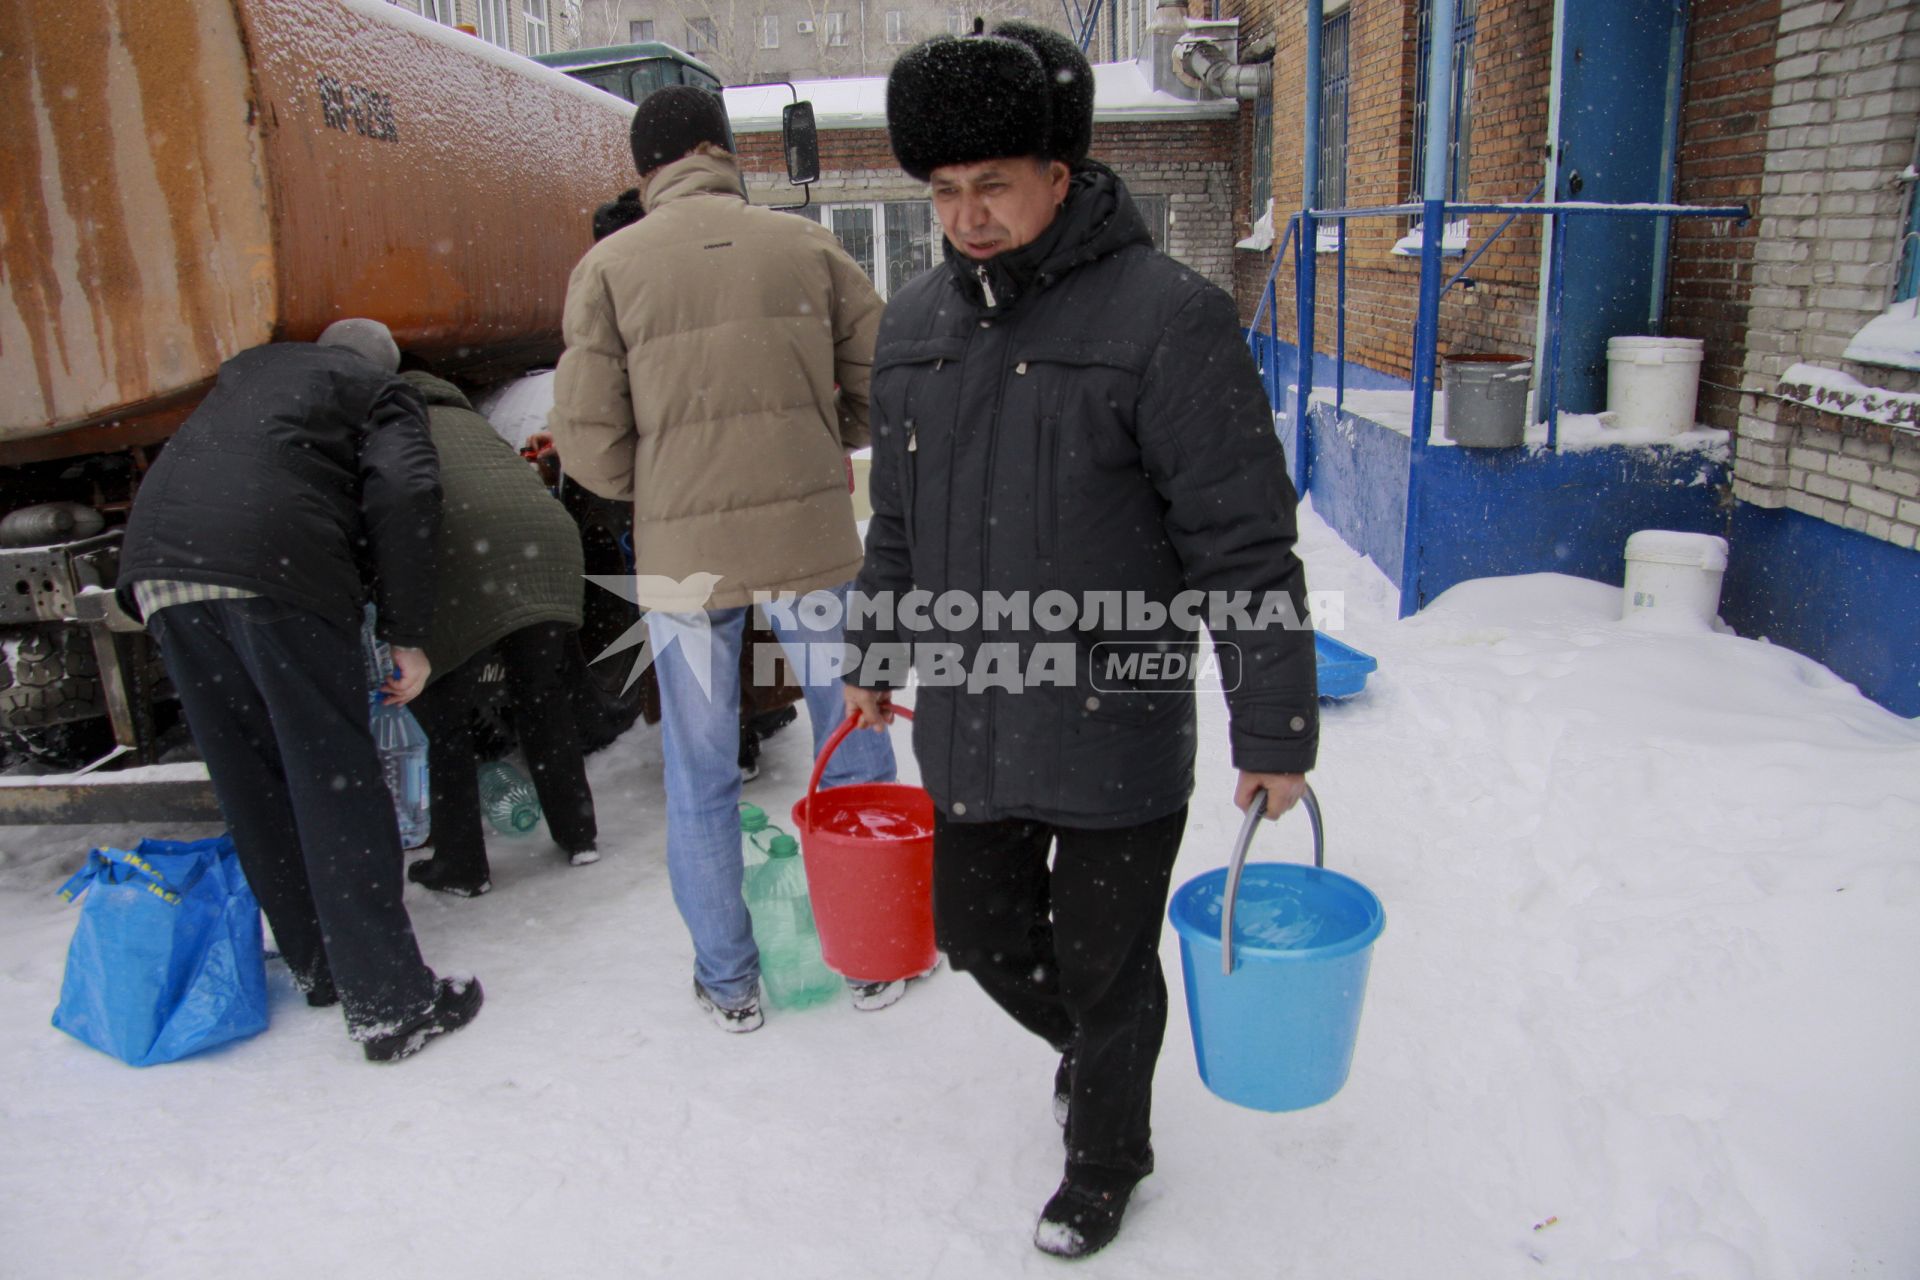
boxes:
[743,832,840,1010]
[478,760,543,835]
[369,693,432,849]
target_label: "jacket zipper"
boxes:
[902,419,918,555]
[976,264,997,309]
[978,312,1020,818]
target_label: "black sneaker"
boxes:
[693,979,764,1033]
[1033,1166,1146,1259]
[407,857,491,898]
[361,976,484,1063]
[1053,1050,1073,1128]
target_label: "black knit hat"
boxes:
[992,21,1095,169]
[886,33,1054,181]
[630,85,732,175]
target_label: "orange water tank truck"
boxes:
[1,0,641,464]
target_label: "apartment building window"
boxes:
[1899,161,1920,301]
[630,19,655,41]
[798,202,937,299]
[687,16,717,52]
[760,13,781,47]
[825,11,848,45]
[523,0,550,55]
[886,9,908,43]
[946,8,965,36]
[1250,94,1273,228]
[1317,9,1349,213]
[1411,0,1478,201]
[477,0,509,47]
[422,0,458,25]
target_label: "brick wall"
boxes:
[1669,0,1778,435]
[735,117,1242,292]
[1731,0,1920,551]
[1224,0,1554,379]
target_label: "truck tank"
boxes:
[0,0,636,464]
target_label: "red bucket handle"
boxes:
[806,704,913,821]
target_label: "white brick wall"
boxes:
[1732,0,1920,549]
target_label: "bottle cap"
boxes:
[738,802,768,833]
[767,833,800,859]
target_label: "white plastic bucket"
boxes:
[1606,337,1704,436]
[1621,530,1728,628]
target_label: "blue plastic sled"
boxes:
[1315,633,1378,699]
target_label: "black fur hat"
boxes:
[992,21,1095,169]
[886,33,1053,181]
[630,84,732,175]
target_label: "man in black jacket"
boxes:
[117,319,482,1063]
[843,25,1318,1257]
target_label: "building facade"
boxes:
[387,0,569,56]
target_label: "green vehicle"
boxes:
[532,41,726,105]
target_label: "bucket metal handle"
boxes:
[807,705,914,825]
[1220,784,1324,976]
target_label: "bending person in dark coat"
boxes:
[403,369,598,896]
[843,26,1318,1259]
[117,318,482,1063]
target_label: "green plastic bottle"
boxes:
[739,802,772,871]
[744,832,841,1010]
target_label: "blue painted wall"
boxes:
[1408,444,1728,610]
[1306,402,1410,586]
[1721,503,1920,718]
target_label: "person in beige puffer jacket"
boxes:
[549,86,907,1032]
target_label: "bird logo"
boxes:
[584,571,725,698]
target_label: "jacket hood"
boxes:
[402,370,475,410]
[642,150,748,213]
[943,161,1151,312]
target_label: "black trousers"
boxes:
[149,598,437,1035]
[409,622,598,880]
[932,805,1189,1178]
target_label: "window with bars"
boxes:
[1250,94,1274,230]
[1318,10,1349,212]
[1133,194,1170,252]
[630,19,655,41]
[686,16,717,51]
[794,202,937,300]
[523,0,550,55]
[1411,0,1478,202]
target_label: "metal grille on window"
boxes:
[885,203,935,296]
[1318,11,1349,212]
[1251,96,1274,227]
[1133,195,1169,251]
[1411,0,1478,202]
[829,207,877,280]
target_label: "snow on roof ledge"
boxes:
[1842,298,1920,373]
[724,60,1237,134]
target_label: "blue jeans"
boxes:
[647,582,895,1007]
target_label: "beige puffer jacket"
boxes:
[549,151,881,610]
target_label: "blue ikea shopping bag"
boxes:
[51,835,270,1066]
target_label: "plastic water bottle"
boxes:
[744,832,840,1010]
[739,802,772,871]
[478,760,543,835]
[369,693,431,849]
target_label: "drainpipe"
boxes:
[1648,0,1689,332]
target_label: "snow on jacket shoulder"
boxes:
[851,165,1318,829]
[548,151,882,610]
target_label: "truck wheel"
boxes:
[0,627,104,728]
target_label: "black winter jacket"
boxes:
[117,343,441,646]
[850,164,1318,829]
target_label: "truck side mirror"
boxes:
[783,102,819,187]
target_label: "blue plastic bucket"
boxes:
[1168,789,1384,1112]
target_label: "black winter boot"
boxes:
[1033,1162,1148,1259]
[361,976,484,1062]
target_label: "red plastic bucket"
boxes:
[789,708,937,983]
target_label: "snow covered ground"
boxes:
[3,505,1916,1279]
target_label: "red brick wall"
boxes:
[1669,0,1777,434]
[1225,0,1554,380]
